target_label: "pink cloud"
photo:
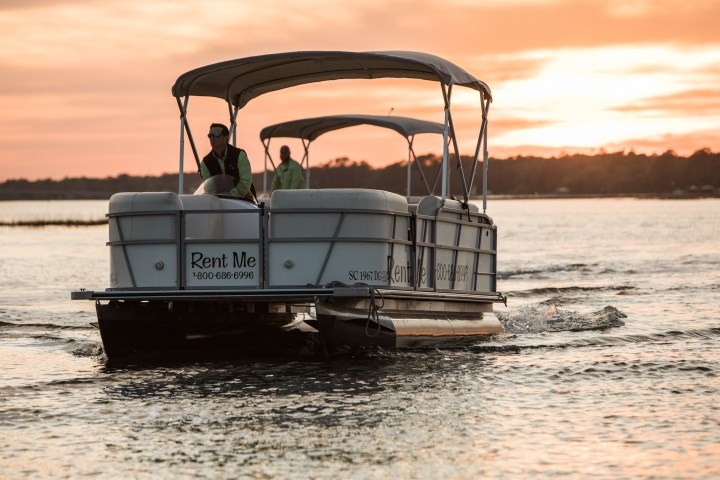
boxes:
[1,1,720,181]
[613,88,720,116]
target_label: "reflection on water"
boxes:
[1,198,719,478]
[3,341,718,478]
[0,200,108,223]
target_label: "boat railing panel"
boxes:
[414,196,497,294]
[180,207,263,290]
[107,192,264,290]
[179,195,262,289]
[108,192,183,289]
[267,189,413,289]
[104,190,498,296]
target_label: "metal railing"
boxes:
[107,203,497,294]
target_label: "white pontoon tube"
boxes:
[172,51,493,209]
[259,114,447,198]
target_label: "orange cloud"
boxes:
[605,129,720,156]
[613,88,720,116]
[1,0,720,181]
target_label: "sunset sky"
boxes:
[1,0,719,182]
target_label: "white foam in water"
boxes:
[498,304,626,334]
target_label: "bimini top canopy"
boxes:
[173,51,493,210]
[172,51,492,109]
[259,114,447,197]
[260,114,445,142]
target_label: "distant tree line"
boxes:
[1,149,718,200]
[486,148,720,196]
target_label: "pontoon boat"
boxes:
[71,51,504,361]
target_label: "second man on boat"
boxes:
[271,145,306,191]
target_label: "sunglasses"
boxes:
[207,132,225,138]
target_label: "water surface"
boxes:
[1,198,718,478]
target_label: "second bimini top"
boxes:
[260,114,445,142]
[259,115,447,196]
[172,50,492,108]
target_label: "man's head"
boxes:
[280,145,290,163]
[208,123,229,155]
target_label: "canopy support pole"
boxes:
[407,137,432,196]
[178,98,187,194]
[406,136,413,198]
[442,85,471,206]
[262,139,280,195]
[176,96,200,193]
[441,84,450,203]
[466,94,491,211]
[228,102,239,145]
[302,139,311,188]
[427,138,448,195]
[262,138,270,195]
[483,110,489,213]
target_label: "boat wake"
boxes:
[497,304,626,334]
[466,326,720,355]
[0,320,96,330]
[499,263,594,279]
[505,285,635,298]
[71,341,105,358]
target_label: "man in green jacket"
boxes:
[200,123,255,201]
[271,145,306,192]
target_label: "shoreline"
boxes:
[1,192,719,202]
[478,192,720,200]
[1,193,717,228]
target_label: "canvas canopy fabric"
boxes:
[259,115,445,142]
[172,51,491,108]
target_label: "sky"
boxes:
[1,0,719,182]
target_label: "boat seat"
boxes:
[269,188,408,238]
[108,192,182,289]
[109,191,181,213]
[415,196,479,217]
[109,192,181,241]
[267,189,411,287]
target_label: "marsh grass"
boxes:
[0,218,108,227]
